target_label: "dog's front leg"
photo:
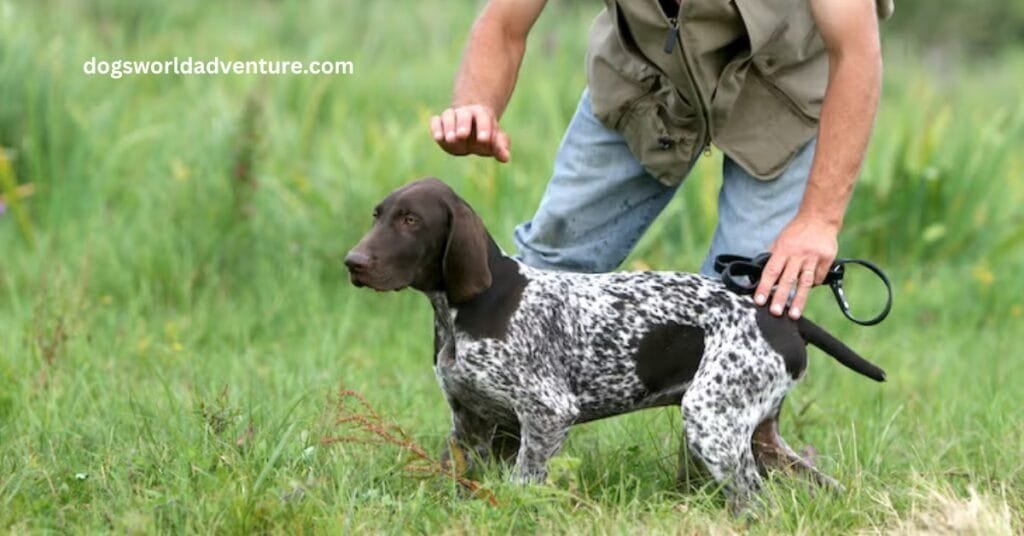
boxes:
[440,403,496,476]
[513,398,579,484]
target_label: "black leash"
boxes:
[713,253,893,326]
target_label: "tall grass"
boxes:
[0,0,1022,533]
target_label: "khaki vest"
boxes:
[586,0,894,185]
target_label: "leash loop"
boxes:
[713,253,893,326]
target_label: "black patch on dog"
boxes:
[454,241,528,340]
[755,307,807,379]
[634,322,706,392]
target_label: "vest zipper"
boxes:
[660,8,713,158]
[663,18,680,54]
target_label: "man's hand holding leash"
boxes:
[754,0,882,320]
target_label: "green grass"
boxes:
[1,0,1023,533]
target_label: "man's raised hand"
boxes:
[430,104,511,163]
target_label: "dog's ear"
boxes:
[442,196,492,303]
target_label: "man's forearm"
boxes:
[451,14,528,117]
[798,48,882,230]
[738,0,882,318]
[432,1,545,161]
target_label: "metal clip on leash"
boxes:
[713,253,893,326]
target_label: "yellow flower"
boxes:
[164,321,179,340]
[630,259,651,271]
[100,294,113,305]
[291,174,311,194]
[171,159,190,182]
[971,264,994,286]
[1012,305,1022,317]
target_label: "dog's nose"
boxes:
[344,250,370,272]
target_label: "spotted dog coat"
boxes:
[345,178,885,511]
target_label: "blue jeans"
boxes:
[513,88,815,277]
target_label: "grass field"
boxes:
[1,0,1023,533]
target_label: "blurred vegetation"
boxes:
[0,0,1021,533]
[890,0,1024,53]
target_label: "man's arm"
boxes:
[754,0,883,319]
[429,0,548,162]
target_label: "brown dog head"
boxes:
[344,178,493,303]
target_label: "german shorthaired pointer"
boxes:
[345,177,885,511]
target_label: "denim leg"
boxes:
[513,88,690,273]
[698,139,817,276]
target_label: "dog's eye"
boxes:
[402,215,419,227]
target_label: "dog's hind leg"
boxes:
[752,403,843,492]
[681,370,768,514]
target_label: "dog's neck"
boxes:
[424,237,515,313]
[424,233,529,353]
[426,291,457,366]
[425,232,505,365]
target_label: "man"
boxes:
[431,0,892,317]
[430,0,891,475]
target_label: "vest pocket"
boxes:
[615,84,700,187]
[585,5,701,186]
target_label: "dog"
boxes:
[344,177,885,511]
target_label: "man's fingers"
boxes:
[432,105,507,160]
[789,265,817,319]
[464,108,498,158]
[430,115,443,142]
[441,108,457,143]
[454,108,474,140]
[814,258,832,286]
[472,107,494,144]
[754,255,785,306]
[494,130,511,162]
[771,260,803,317]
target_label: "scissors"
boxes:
[713,253,893,326]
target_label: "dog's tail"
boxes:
[797,318,886,382]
